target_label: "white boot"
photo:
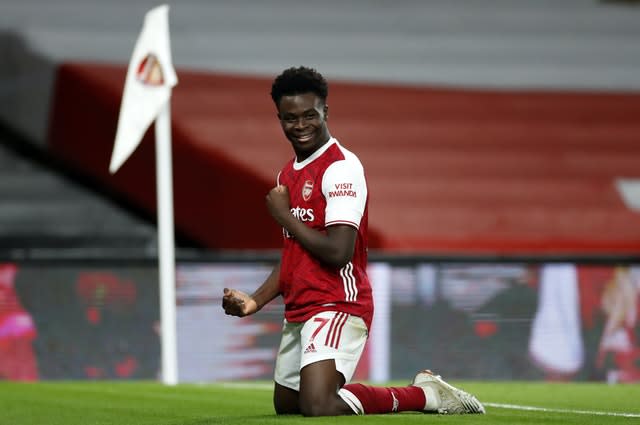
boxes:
[412,369,485,414]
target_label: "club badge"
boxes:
[136,53,164,86]
[302,180,314,201]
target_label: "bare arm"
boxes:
[266,185,357,269]
[222,262,281,317]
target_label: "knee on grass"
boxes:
[299,397,351,417]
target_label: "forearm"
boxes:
[251,262,282,310]
[281,218,355,268]
[266,185,357,268]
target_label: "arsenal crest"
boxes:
[136,53,164,86]
[302,180,314,201]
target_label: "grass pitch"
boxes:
[1,380,639,425]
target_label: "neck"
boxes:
[296,134,332,162]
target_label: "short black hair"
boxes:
[270,66,329,107]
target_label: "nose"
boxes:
[293,117,307,129]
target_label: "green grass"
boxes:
[1,380,639,425]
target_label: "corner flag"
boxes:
[109,4,179,386]
[109,4,177,174]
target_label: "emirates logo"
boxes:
[136,53,164,85]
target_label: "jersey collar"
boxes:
[293,138,337,170]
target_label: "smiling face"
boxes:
[277,92,330,161]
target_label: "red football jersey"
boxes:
[277,138,373,330]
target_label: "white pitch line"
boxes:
[485,402,640,418]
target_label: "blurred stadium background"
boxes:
[1,0,639,385]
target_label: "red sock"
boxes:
[340,383,425,414]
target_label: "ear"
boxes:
[323,104,329,119]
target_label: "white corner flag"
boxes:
[109,4,178,173]
[110,4,179,386]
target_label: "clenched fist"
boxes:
[222,288,258,317]
[266,185,291,226]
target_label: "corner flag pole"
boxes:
[109,4,179,385]
[156,101,178,386]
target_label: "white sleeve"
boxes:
[322,158,367,229]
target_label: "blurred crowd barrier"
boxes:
[1,259,638,383]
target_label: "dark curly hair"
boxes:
[270,66,329,107]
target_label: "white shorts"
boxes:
[274,311,368,391]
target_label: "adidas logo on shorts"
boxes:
[304,343,317,354]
